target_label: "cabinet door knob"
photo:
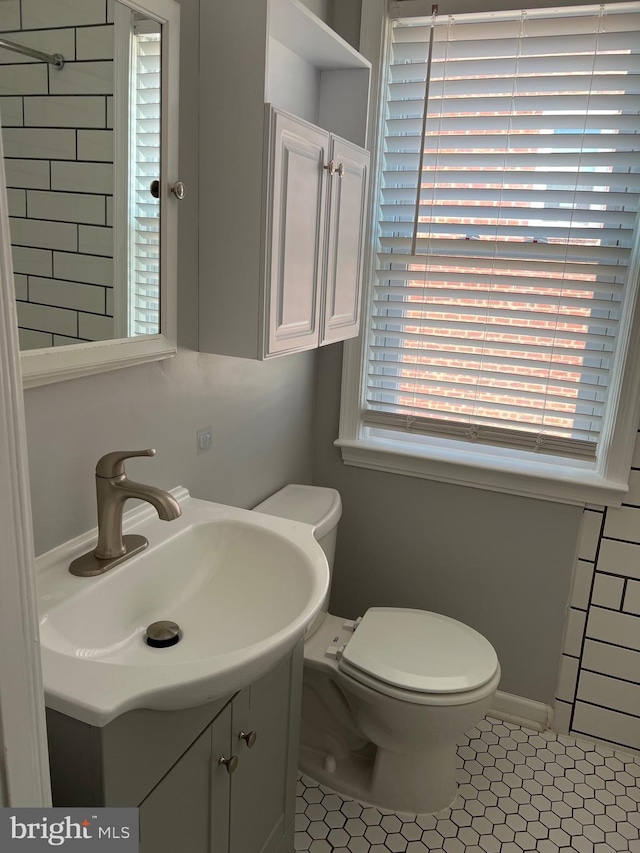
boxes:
[171,181,186,200]
[337,163,345,178]
[239,730,257,748]
[219,754,239,775]
[324,160,336,176]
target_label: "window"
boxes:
[338,0,640,505]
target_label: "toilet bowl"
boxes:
[253,485,501,815]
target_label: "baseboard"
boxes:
[489,690,553,732]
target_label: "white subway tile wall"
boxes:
[555,431,640,755]
[0,1,114,347]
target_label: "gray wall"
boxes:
[22,0,318,555]
[313,344,583,706]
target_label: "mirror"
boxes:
[0,0,179,386]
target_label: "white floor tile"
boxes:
[294,717,640,852]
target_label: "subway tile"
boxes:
[13,273,27,300]
[586,605,640,652]
[106,96,113,130]
[604,505,640,543]
[49,61,113,97]
[7,188,26,217]
[105,286,113,316]
[624,579,640,616]
[76,25,115,61]
[53,251,112,286]
[2,128,76,160]
[569,559,594,610]
[51,161,113,195]
[563,607,586,657]
[4,159,49,190]
[591,572,625,610]
[624,470,640,506]
[0,2,21,33]
[597,538,640,580]
[0,63,48,96]
[572,700,640,750]
[53,334,82,346]
[24,96,106,129]
[105,196,112,226]
[552,699,572,735]
[21,0,107,29]
[16,300,77,337]
[0,95,23,125]
[18,327,53,350]
[0,28,75,65]
[577,509,603,561]
[78,311,114,342]
[78,225,112,257]
[582,637,640,683]
[77,129,113,162]
[577,670,640,718]
[27,190,105,225]
[12,245,52,277]
[556,654,579,703]
[9,217,77,252]
[28,276,105,314]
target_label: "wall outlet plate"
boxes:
[196,426,213,454]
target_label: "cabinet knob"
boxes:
[337,163,345,178]
[219,755,239,775]
[171,181,186,200]
[239,730,257,748]
[324,160,336,176]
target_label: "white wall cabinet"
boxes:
[45,645,303,853]
[266,108,369,356]
[199,0,371,359]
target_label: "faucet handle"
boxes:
[96,449,156,479]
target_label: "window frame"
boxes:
[337,0,640,507]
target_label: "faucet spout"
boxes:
[112,478,182,522]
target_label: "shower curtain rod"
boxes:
[0,37,64,68]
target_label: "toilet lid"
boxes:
[339,607,498,694]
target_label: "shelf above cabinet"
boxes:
[269,0,370,71]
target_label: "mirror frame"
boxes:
[19,0,180,389]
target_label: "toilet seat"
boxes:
[337,607,499,700]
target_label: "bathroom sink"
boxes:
[36,488,329,726]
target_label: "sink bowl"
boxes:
[36,488,329,726]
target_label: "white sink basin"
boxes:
[36,488,329,726]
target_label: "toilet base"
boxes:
[299,740,459,815]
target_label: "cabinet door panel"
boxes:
[139,727,212,853]
[229,656,295,853]
[321,136,369,344]
[266,110,327,356]
[211,703,233,853]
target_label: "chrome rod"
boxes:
[0,37,64,68]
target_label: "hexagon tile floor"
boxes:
[294,716,640,853]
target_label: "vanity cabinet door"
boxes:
[139,726,212,853]
[229,646,303,853]
[321,136,369,345]
[265,109,328,357]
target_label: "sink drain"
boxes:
[145,620,181,648]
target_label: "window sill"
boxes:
[336,435,629,507]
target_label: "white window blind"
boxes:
[129,23,161,337]
[365,3,640,460]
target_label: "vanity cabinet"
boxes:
[266,108,369,355]
[199,0,371,359]
[46,644,303,853]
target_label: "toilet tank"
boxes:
[253,485,342,633]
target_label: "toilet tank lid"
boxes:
[253,485,342,540]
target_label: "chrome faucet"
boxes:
[69,449,182,577]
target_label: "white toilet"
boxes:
[253,484,501,815]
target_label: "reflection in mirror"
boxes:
[0,0,161,351]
